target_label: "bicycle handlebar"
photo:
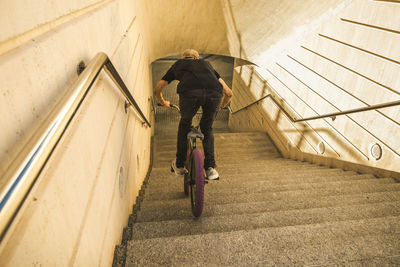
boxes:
[157,102,229,113]
[157,102,180,112]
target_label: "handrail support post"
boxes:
[124,101,131,114]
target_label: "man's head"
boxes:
[182,49,199,59]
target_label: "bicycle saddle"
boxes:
[187,126,204,140]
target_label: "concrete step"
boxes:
[150,163,353,176]
[155,135,276,144]
[154,141,278,152]
[145,174,378,194]
[144,178,396,201]
[154,152,282,162]
[148,167,354,182]
[154,146,278,158]
[150,159,339,173]
[153,153,282,167]
[154,141,278,151]
[154,132,273,142]
[140,183,400,207]
[131,201,400,240]
[136,191,400,223]
[126,216,400,266]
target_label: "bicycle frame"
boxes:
[186,137,197,193]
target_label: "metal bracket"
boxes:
[76,61,86,75]
[124,101,131,113]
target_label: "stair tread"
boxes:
[140,183,400,207]
[149,163,345,177]
[144,177,395,201]
[145,174,383,194]
[136,191,400,222]
[132,201,400,240]
[154,131,272,140]
[126,216,400,266]
[153,154,282,167]
[147,171,370,188]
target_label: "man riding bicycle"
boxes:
[153,49,233,180]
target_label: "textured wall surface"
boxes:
[228,0,400,174]
[0,0,153,265]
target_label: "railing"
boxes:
[228,94,400,122]
[0,52,150,239]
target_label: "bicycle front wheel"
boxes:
[190,149,205,217]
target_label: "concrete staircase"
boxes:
[114,132,400,266]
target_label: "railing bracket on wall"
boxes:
[125,101,131,114]
[76,61,86,75]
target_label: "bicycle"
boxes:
[160,103,207,217]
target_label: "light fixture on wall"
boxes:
[369,142,383,160]
[317,141,325,154]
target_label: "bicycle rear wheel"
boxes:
[189,149,205,217]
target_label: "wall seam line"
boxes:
[301,45,400,96]
[340,18,400,35]
[318,33,400,65]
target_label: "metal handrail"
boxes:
[227,95,269,115]
[228,94,400,122]
[0,52,150,239]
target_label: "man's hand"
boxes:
[218,78,233,109]
[157,100,170,107]
[163,100,170,108]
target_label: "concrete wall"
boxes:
[141,0,230,62]
[0,0,153,265]
[228,0,400,176]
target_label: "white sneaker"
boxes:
[171,160,187,175]
[206,167,219,180]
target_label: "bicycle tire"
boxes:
[190,149,205,217]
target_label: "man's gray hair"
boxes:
[182,49,199,59]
